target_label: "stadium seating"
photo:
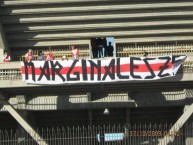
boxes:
[1,1,193,55]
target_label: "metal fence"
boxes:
[0,123,193,145]
[116,44,193,57]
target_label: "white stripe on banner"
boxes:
[21,56,186,84]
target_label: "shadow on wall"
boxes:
[56,93,109,110]
[57,94,71,109]
[130,90,193,107]
[0,103,3,110]
[0,94,9,110]
[130,91,166,107]
[90,92,108,101]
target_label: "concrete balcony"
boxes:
[1,89,193,112]
[0,60,193,89]
[0,60,193,111]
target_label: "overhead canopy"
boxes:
[1,80,193,97]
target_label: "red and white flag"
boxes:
[21,55,186,84]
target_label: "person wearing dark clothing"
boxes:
[91,38,98,58]
[106,42,114,57]
[102,38,107,57]
[37,51,45,61]
[97,38,104,58]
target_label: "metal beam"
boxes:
[0,93,48,145]
[158,103,193,145]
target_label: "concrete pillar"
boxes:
[17,110,30,144]
[87,92,91,102]
[87,93,92,126]
[184,105,193,145]
[88,109,92,126]
[125,108,130,123]
[16,110,37,144]
[16,95,37,128]
[158,103,193,145]
[0,19,9,62]
[125,108,130,137]
[185,124,193,145]
[123,107,131,145]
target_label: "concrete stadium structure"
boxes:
[1,0,193,144]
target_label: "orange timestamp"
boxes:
[130,130,180,137]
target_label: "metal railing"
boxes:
[116,44,193,57]
[9,44,193,61]
[0,123,192,145]
[0,69,21,80]
[18,46,90,61]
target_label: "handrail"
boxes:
[9,45,193,61]
[19,48,90,61]
[9,39,90,47]
[116,47,193,57]
[115,36,193,44]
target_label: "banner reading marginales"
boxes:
[21,55,186,84]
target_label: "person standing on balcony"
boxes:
[37,50,45,61]
[91,38,98,58]
[106,42,114,57]
[61,55,68,61]
[3,50,11,62]
[25,49,34,62]
[46,51,55,61]
[97,38,104,58]
[71,45,79,60]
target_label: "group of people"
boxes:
[3,41,114,62]
[25,45,79,62]
[2,45,79,63]
[91,38,114,58]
